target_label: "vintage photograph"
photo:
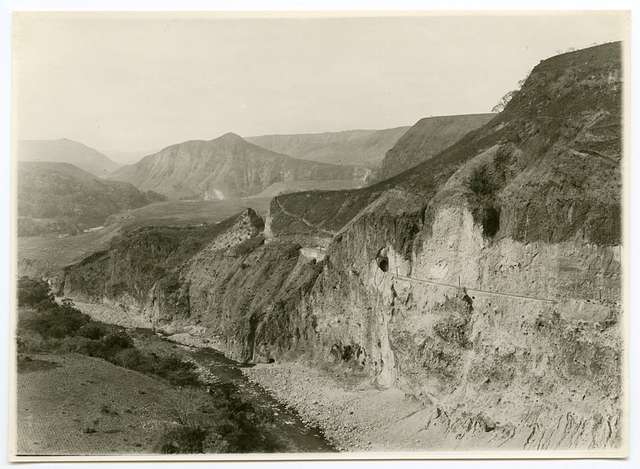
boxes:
[10,11,628,459]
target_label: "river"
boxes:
[115,326,335,453]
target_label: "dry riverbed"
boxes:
[242,361,449,452]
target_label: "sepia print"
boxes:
[10,11,629,460]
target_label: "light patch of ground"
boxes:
[16,353,210,456]
[243,361,444,452]
[71,301,151,329]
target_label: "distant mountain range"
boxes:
[18,139,120,177]
[247,127,410,168]
[108,132,364,200]
[18,161,164,236]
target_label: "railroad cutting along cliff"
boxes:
[59,42,624,452]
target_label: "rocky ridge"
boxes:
[108,133,365,200]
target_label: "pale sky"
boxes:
[13,12,627,157]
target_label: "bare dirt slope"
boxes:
[17,353,207,455]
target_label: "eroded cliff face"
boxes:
[252,43,623,449]
[61,42,623,451]
[62,195,622,450]
[294,198,621,449]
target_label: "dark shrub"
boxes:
[156,356,200,386]
[433,313,472,348]
[158,426,208,454]
[23,303,90,339]
[18,277,53,307]
[481,207,500,238]
[63,332,133,360]
[77,322,109,340]
[98,332,134,359]
[113,348,150,370]
[469,166,495,196]
[59,335,103,356]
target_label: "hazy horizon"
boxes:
[13,12,627,158]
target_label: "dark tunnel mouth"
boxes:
[482,207,500,238]
[376,247,389,272]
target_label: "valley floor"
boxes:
[242,361,478,453]
[30,300,621,455]
[243,362,427,452]
[243,360,619,454]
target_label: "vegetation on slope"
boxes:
[17,277,200,386]
[272,42,623,247]
[16,277,283,453]
[18,162,165,236]
[62,212,248,305]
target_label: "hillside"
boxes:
[18,198,271,282]
[378,113,494,179]
[271,42,622,247]
[17,162,164,236]
[247,127,409,168]
[18,139,119,176]
[108,133,364,200]
[60,42,624,452]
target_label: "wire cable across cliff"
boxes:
[392,272,559,304]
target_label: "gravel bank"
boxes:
[242,361,440,452]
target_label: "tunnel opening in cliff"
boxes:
[481,207,500,238]
[376,247,389,272]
